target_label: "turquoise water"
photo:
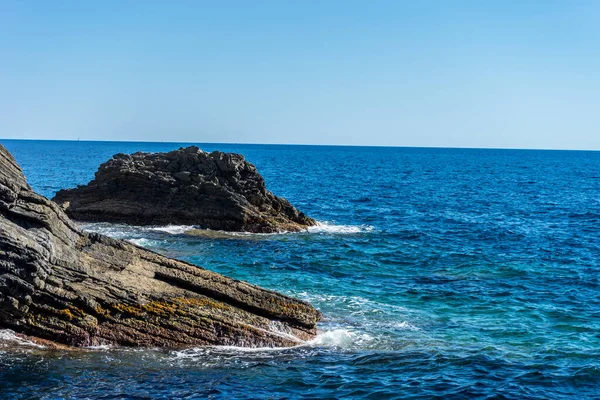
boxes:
[1,139,599,399]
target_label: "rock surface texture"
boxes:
[0,145,321,347]
[53,146,316,233]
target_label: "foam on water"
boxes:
[79,222,194,237]
[308,221,374,234]
[182,221,374,238]
[79,221,373,241]
[0,327,378,355]
[77,222,134,239]
[127,238,159,247]
[148,225,195,234]
[0,329,45,348]
[393,321,420,331]
[85,344,113,350]
[308,329,374,348]
[171,346,284,358]
[169,328,375,360]
[289,292,409,314]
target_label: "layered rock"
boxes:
[53,146,316,233]
[0,145,321,348]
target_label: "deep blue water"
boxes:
[1,139,599,399]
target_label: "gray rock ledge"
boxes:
[0,145,321,348]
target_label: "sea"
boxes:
[1,139,599,399]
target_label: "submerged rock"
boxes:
[0,145,321,348]
[53,146,316,233]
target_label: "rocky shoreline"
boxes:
[0,145,321,348]
[53,146,316,233]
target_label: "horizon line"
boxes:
[1,137,598,152]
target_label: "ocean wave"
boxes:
[307,222,374,234]
[148,225,196,234]
[85,344,114,350]
[78,222,194,237]
[126,238,160,247]
[77,222,136,239]
[289,292,409,315]
[308,329,374,348]
[173,344,296,357]
[169,328,376,359]
[186,221,374,237]
[79,221,372,237]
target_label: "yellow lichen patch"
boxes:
[57,306,87,321]
[173,297,231,311]
[95,305,111,318]
[141,301,178,316]
[112,303,144,317]
[110,301,178,318]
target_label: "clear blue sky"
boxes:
[1,1,599,149]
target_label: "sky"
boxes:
[1,1,599,149]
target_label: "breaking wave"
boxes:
[78,221,374,240]
[307,222,374,234]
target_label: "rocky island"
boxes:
[53,146,316,233]
[0,145,321,348]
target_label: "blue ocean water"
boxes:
[1,139,599,399]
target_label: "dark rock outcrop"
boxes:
[0,145,321,348]
[53,146,316,233]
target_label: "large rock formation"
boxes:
[0,145,321,348]
[53,147,316,233]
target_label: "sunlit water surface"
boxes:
[1,140,599,399]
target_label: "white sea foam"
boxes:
[308,329,374,348]
[78,222,194,237]
[0,329,46,348]
[168,221,374,236]
[79,221,373,241]
[126,238,155,247]
[78,222,134,239]
[289,292,409,315]
[85,344,113,350]
[393,321,420,331]
[147,225,195,235]
[169,328,374,359]
[207,329,373,351]
[187,229,284,238]
[187,345,295,355]
[194,222,374,236]
[307,221,374,234]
